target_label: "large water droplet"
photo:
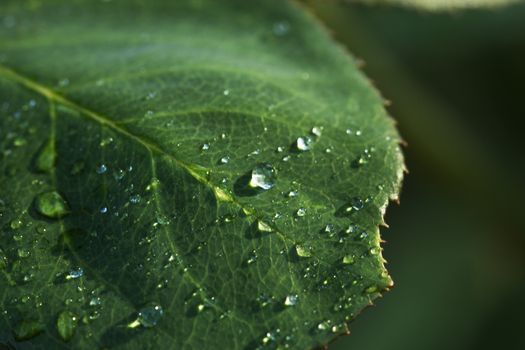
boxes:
[257,220,273,233]
[249,163,276,190]
[57,310,77,342]
[34,191,69,219]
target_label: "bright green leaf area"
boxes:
[0,0,403,349]
[355,0,521,10]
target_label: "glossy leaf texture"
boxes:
[348,0,521,10]
[0,0,404,349]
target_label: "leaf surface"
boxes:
[0,0,403,349]
[349,0,521,10]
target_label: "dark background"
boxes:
[304,1,525,349]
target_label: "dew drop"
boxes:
[284,294,298,306]
[317,320,331,331]
[295,136,313,151]
[201,143,210,151]
[34,191,70,219]
[96,164,107,174]
[342,255,355,265]
[0,248,7,270]
[219,156,230,165]
[35,139,55,173]
[249,163,276,190]
[130,194,141,204]
[257,220,273,233]
[344,197,364,214]
[295,245,312,258]
[311,126,322,137]
[66,267,84,280]
[57,310,77,342]
[129,305,163,328]
[296,208,306,217]
[10,219,23,229]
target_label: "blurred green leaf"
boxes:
[347,0,521,10]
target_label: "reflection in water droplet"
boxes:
[57,310,77,342]
[34,191,70,219]
[344,197,364,214]
[296,208,306,217]
[249,163,276,190]
[219,156,230,164]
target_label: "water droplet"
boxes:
[342,255,355,265]
[295,245,312,258]
[284,294,298,306]
[223,89,230,96]
[66,267,83,280]
[10,219,23,229]
[130,194,141,204]
[89,297,102,307]
[287,190,298,197]
[317,320,331,331]
[311,126,322,137]
[96,164,107,174]
[295,136,313,151]
[131,305,163,328]
[296,208,306,217]
[369,247,379,255]
[201,143,210,151]
[34,191,70,219]
[57,311,77,342]
[219,156,230,165]
[13,320,44,341]
[246,252,257,265]
[344,197,364,214]
[99,207,108,214]
[249,163,276,190]
[99,137,114,147]
[35,139,56,173]
[257,220,273,233]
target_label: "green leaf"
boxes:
[349,0,521,10]
[0,0,403,349]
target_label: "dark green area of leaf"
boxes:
[0,0,403,349]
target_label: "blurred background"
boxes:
[303,1,525,349]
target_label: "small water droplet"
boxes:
[295,136,313,151]
[296,208,306,217]
[223,89,230,96]
[287,190,298,197]
[57,310,77,342]
[34,191,70,219]
[295,245,312,258]
[35,139,55,173]
[10,219,23,229]
[311,126,322,137]
[99,207,108,214]
[130,194,141,204]
[257,220,273,233]
[317,320,331,331]
[249,163,276,191]
[96,164,107,174]
[284,294,298,306]
[246,252,257,265]
[219,156,230,164]
[369,247,379,255]
[130,305,163,328]
[344,197,364,214]
[99,137,114,147]
[66,267,83,280]
[342,255,355,265]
